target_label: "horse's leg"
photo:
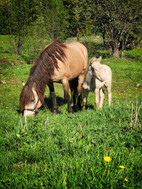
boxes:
[48,81,58,113]
[107,85,112,106]
[70,87,75,107]
[69,78,78,107]
[77,74,85,109]
[83,89,89,110]
[62,78,73,113]
[99,88,105,108]
[95,88,100,108]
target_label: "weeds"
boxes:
[128,101,142,129]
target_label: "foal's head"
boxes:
[90,56,104,82]
[20,82,43,117]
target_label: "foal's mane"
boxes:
[20,40,67,111]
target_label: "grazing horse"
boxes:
[82,56,112,109]
[20,40,88,116]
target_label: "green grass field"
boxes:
[0,35,142,188]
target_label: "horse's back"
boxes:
[53,41,88,81]
[65,41,88,69]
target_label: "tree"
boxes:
[39,0,69,41]
[63,0,94,39]
[0,0,10,34]
[8,0,38,54]
[93,0,142,58]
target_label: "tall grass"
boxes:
[0,102,142,188]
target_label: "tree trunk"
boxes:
[76,28,80,41]
[121,50,125,59]
[113,48,119,58]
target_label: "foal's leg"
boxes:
[83,89,89,110]
[107,85,112,106]
[48,81,58,113]
[77,73,85,109]
[99,88,105,108]
[95,88,100,108]
[62,77,73,113]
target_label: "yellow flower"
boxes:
[124,178,128,182]
[119,165,125,169]
[104,156,111,162]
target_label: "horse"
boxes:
[82,56,112,109]
[20,40,88,117]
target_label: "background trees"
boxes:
[0,0,141,60]
[8,0,38,55]
[39,0,69,40]
[0,0,9,34]
[93,0,142,58]
[62,0,94,38]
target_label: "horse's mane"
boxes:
[20,40,67,111]
[35,40,66,75]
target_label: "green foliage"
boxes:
[39,0,69,40]
[1,0,141,59]
[0,0,9,34]
[62,0,95,38]
[124,48,142,62]
[19,20,50,64]
[0,35,25,66]
[8,0,39,55]
[89,0,142,57]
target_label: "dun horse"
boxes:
[83,57,112,109]
[20,40,88,116]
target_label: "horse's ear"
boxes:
[89,57,96,64]
[32,82,36,90]
[22,81,25,86]
[98,56,102,62]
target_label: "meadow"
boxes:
[0,35,142,188]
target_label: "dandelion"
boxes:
[119,165,125,169]
[124,178,128,182]
[104,156,111,162]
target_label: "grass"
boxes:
[0,35,25,66]
[0,35,142,188]
[102,57,142,101]
[124,48,142,62]
[0,104,142,188]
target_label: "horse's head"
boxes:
[20,82,43,117]
[90,56,104,82]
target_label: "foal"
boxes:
[83,57,112,109]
